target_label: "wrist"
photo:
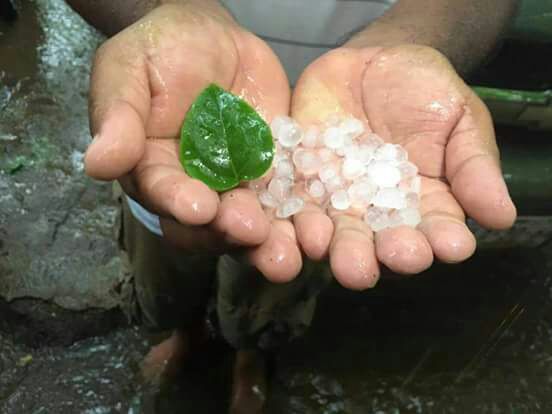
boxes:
[158,0,235,23]
[343,0,518,76]
[344,22,474,76]
[343,18,450,60]
[67,0,234,37]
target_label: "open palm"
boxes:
[291,45,517,289]
[84,4,303,280]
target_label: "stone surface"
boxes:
[0,0,127,311]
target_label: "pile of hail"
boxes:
[248,115,422,232]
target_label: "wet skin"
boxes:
[291,46,517,288]
[84,4,516,289]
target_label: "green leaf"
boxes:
[179,84,274,192]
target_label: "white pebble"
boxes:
[366,161,401,188]
[371,188,406,209]
[308,179,325,198]
[268,177,293,202]
[348,179,377,207]
[271,116,303,149]
[323,127,345,150]
[276,196,305,218]
[339,118,365,138]
[330,190,351,210]
[259,190,278,208]
[292,149,320,175]
[275,159,294,178]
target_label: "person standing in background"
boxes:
[65,1,519,412]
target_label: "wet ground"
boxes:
[2,1,552,413]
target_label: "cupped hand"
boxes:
[290,45,517,289]
[84,3,302,280]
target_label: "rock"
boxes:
[0,0,129,314]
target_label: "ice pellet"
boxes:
[340,118,365,138]
[270,116,290,133]
[271,116,303,149]
[358,144,375,164]
[410,176,422,194]
[318,148,335,163]
[398,208,422,227]
[274,145,290,164]
[372,188,406,209]
[308,179,325,198]
[342,158,366,180]
[364,207,390,232]
[255,114,421,227]
[348,179,377,207]
[331,190,351,210]
[319,165,338,183]
[343,144,360,160]
[276,196,305,218]
[275,159,294,178]
[268,177,293,201]
[398,161,418,179]
[406,192,419,209]
[325,175,344,193]
[387,210,405,228]
[336,136,353,156]
[323,127,345,150]
[366,161,401,188]
[259,190,278,208]
[292,149,320,175]
[365,133,384,148]
[375,143,407,162]
[302,127,319,148]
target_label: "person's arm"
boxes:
[64,0,229,36]
[345,0,520,75]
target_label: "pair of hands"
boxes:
[84,3,516,290]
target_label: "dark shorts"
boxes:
[116,185,332,350]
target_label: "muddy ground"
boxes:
[2,1,552,413]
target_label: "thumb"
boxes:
[84,38,150,180]
[446,92,517,230]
